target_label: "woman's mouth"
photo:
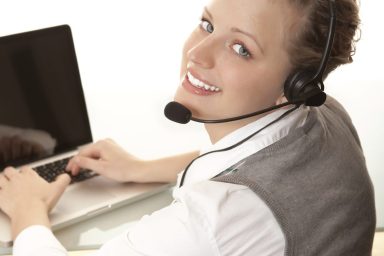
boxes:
[187,72,221,92]
[182,71,221,96]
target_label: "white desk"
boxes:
[0,188,174,255]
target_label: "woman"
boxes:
[0,0,376,255]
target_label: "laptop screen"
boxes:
[0,25,92,169]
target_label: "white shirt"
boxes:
[13,106,308,256]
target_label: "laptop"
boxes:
[0,25,171,247]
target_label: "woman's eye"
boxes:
[200,19,214,33]
[232,43,251,58]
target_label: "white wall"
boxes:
[1,0,383,228]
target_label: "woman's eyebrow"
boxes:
[231,27,264,54]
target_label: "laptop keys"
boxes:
[33,157,97,184]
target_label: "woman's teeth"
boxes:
[187,72,221,92]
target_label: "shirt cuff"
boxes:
[13,225,67,256]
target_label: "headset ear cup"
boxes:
[284,70,311,103]
[284,72,297,102]
[304,87,326,106]
[284,70,326,106]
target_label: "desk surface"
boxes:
[0,189,173,255]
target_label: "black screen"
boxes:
[0,25,92,169]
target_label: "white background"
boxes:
[1,0,383,228]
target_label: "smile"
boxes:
[187,72,221,92]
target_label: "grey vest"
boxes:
[213,97,376,256]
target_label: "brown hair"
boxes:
[286,0,360,78]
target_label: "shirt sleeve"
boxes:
[13,225,67,256]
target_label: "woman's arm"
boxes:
[66,138,199,184]
[137,151,200,183]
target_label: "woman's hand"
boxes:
[66,138,199,184]
[0,167,70,239]
[66,139,146,183]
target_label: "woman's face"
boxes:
[174,0,298,122]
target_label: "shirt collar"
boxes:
[201,105,307,154]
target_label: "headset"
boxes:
[165,0,337,186]
[284,0,336,107]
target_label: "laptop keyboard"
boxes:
[33,157,98,184]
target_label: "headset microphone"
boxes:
[164,100,301,124]
[164,101,192,124]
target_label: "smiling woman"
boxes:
[0,0,382,255]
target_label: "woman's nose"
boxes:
[186,37,215,69]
